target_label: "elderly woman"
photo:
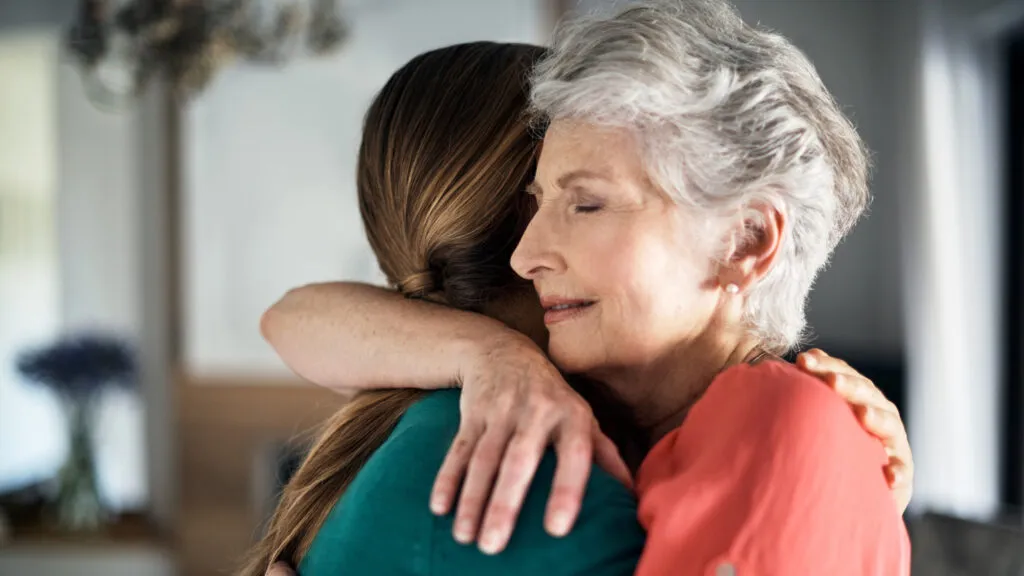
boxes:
[262,1,911,573]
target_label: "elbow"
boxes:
[260,286,360,394]
[259,292,292,348]
[260,290,319,376]
[260,284,319,346]
[259,305,275,344]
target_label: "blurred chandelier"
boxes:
[65,0,349,107]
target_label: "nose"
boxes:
[510,209,563,281]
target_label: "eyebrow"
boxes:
[526,169,613,197]
[557,169,613,189]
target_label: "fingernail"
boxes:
[479,529,503,555]
[430,494,447,515]
[454,519,474,544]
[802,353,816,367]
[548,511,572,537]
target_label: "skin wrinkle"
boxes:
[513,121,763,443]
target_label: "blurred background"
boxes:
[0,0,1020,574]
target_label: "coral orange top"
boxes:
[634,361,911,576]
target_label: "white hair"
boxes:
[530,0,870,352]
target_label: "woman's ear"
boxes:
[718,202,785,292]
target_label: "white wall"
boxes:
[181,0,551,376]
[57,65,140,333]
[56,60,179,526]
[57,58,149,512]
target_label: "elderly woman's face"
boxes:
[511,120,721,374]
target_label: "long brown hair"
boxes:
[240,42,546,576]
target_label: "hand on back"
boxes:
[429,330,632,555]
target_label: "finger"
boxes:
[266,562,296,576]
[864,406,914,489]
[476,430,549,555]
[432,424,482,516]
[797,352,896,411]
[452,424,512,544]
[592,426,633,490]
[544,422,593,539]
[882,427,913,473]
[803,347,846,364]
[885,456,914,514]
[829,372,896,412]
[857,405,905,443]
[884,457,909,489]
[797,349,857,378]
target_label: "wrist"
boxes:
[456,321,541,388]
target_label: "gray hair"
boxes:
[529,0,870,352]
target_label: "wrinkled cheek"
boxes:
[616,263,696,357]
[592,288,660,365]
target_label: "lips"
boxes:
[540,297,596,325]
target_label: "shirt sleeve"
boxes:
[635,362,911,576]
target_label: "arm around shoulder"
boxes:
[261,281,509,392]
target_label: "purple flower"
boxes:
[16,333,136,401]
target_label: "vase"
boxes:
[54,400,105,531]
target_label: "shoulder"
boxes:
[634,362,908,576]
[432,446,643,575]
[300,390,462,576]
[700,360,874,450]
[333,390,463,491]
[395,392,643,574]
[638,360,889,518]
[339,389,463,510]
[713,360,848,415]
[373,388,463,464]
[304,389,643,576]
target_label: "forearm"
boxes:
[261,282,514,393]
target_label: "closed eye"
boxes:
[574,205,602,214]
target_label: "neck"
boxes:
[590,330,762,449]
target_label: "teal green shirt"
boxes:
[299,389,644,575]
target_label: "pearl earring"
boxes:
[725,283,740,294]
